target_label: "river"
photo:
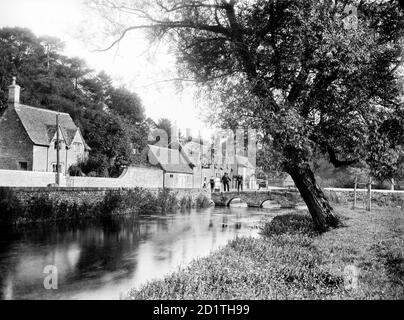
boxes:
[0,205,283,300]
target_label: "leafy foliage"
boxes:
[0,187,184,225]
[90,0,404,229]
[92,0,404,177]
[0,27,150,176]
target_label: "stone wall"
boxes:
[0,169,57,187]
[0,166,209,190]
[0,166,164,188]
[10,187,111,206]
[66,166,163,189]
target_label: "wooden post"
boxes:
[367,176,372,211]
[353,176,357,209]
[55,114,60,186]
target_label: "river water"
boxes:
[0,206,283,300]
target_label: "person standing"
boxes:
[209,176,215,192]
[222,172,230,192]
[202,177,207,189]
[237,174,244,192]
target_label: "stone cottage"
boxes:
[0,78,90,174]
[145,144,195,188]
[170,137,215,188]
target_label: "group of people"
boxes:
[202,173,244,192]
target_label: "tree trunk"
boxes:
[286,163,340,232]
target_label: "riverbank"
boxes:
[128,205,404,299]
[0,187,211,225]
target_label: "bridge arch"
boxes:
[227,197,248,207]
[260,199,282,208]
[210,190,301,208]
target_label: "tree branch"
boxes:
[327,145,358,168]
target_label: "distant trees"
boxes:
[156,118,174,144]
[0,27,151,177]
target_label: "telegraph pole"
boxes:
[56,113,60,186]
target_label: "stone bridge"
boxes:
[211,189,303,208]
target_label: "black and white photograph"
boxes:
[0,0,403,307]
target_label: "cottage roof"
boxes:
[14,104,89,149]
[235,155,255,169]
[148,144,194,174]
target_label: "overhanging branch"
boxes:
[327,146,358,168]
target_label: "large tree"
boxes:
[91,0,404,231]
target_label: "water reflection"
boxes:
[0,206,280,300]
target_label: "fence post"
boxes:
[353,175,357,209]
[367,176,372,211]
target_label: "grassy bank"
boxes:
[0,187,211,225]
[129,205,404,299]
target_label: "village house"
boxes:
[145,144,195,188]
[0,78,90,175]
[170,136,214,188]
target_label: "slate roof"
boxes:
[14,104,90,149]
[148,144,194,174]
[235,155,255,168]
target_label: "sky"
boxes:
[0,0,213,137]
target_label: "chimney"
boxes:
[8,76,20,105]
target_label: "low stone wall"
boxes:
[10,187,112,206]
[324,189,404,208]
[0,169,57,187]
[0,166,164,188]
[66,166,164,189]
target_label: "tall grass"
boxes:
[196,194,211,208]
[0,187,193,225]
[129,206,404,300]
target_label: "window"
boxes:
[73,142,82,152]
[54,140,63,150]
[18,162,28,171]
[170,174,174,178]
[52,164,62,173]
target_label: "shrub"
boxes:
[26,195,55,222]
[0,187,197,225]
[196,194,211,208]
[180,196,192,209]
[0,187,22,224]
[129,188,159,214]
[68,164,84,177]
[262,213,318,237]
[156,189,178,213]
[97,190,124,217]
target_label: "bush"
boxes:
[68,164,84,177]
[126,188,159,214]
[180,196,192,209]
[196,194,211,208]
[0,188,22,224]
[262,213,318,237]
[0,187,200,225]
[97,190,124,217]
[156,189,179,213]
[78,154,110,177]
[26,195,54,221]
